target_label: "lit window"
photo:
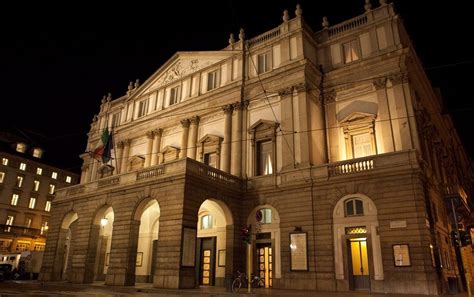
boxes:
[207,70,220,91]
[257,140,273,175]
[5,215,14,232]
[36,167,43,175]
[45,201,51,212]
[169,86,180,106]
[1,158,8,166]
[11,194,19,206]
[203,152,217,168]
[111,112,121,128]
[29,197,36,209]
[352,133,372,158]
[40,221,49,235]
[51,172,58,179]
[33,148,43,158]
[345,199,364,217]
[0,171,5,183]
[137,99,148,118]
[66,176,72,183]
[257,52,270,74]
[33,180,40,191]
[48,184,55,194]
[19,163,27,171]
[343,40,359,63]
[16,143,26,153]
[257,208,272,224]
[201,214,213,230]
[16,176,24,188]
[25,218,32,229]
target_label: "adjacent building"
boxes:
[0,130,79,268]
[39,2,474,295]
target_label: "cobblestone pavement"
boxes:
[0,281,470,297]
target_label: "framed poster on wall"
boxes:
[218,250,226,267]
[136,252,143,267]
[289,232,308,271]
[393,244,411,267]
[181,227,196,267]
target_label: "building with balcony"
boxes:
[0,130,79,268]
[39,2,474,295]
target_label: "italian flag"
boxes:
[92,128,112,163]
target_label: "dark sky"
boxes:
[0,1,472,173]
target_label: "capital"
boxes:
[389,72,409,85]
[232,101,245,111]
[190,116,200,125]
[223,104,233,115]
[181,119,190,128]
[146,131,154,139]
[116,141,125,149]
[373,78,387,90]
[153,128,163,137]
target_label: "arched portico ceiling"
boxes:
[133,197,161,221]
[198,199,233,226]
[61,211,79,229]
[92,205,114,226]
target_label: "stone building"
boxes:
[0,130,79,266]
[39,2,474,295]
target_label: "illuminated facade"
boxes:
[0,131,78,267]
[40,2,473,295]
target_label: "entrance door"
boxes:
[199,237,216,286]
[256,243,272,288]
[349,238,370,290]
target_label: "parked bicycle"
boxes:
[231,270,265,293]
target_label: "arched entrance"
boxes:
[58,211,78,281]
[196,199,233,287]
[333,194,383,291]
[91,205,114,282]
[247,205,281,288]
[134,199,160,283]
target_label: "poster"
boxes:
[181,227,196,267]
[393,244,411,266]
[290,232,308,271]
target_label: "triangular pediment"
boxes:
[248,119,279,132]
[161,145,180,154]
[340,112,376,124]
[130,51,238,100]
[198,134,223,144]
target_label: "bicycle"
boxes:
[231,270,265,293]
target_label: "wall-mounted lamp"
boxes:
[100,217,108,227]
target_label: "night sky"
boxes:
[1,1,472,173]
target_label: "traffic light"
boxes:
[241,224,251,244]
[451,230,461,246]
[460,230,472,247]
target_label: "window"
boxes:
[51,171,57,179]
[16,143,26,153]
[1,158,8,166]
[257,208,272,224]
[11,194,19,206]
[29,197,36,209]
[33,180,40,191]
[16,176,24,188]
[45,200,52,212]
[25,218,32,229]
[137,99,148,118]
[66,176,72,183]
[169,86,180,106]
[32,148,43,158]
[257,140,273,175]
[19,162,26,171]
[207,70,219,91]
[0,171,4,183]
[111,112,121,128]
[36,167,43,175]
[257,52,271,74]
[5,215,14,232]
[343,40,359,63]
[203,152,217,168]
[201,214,213,230]
[40,221,49,235]
[352,133,373,158]
[345,199,364,216]
[48,184,55,194]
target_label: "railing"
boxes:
[0,225,45,237]
[98,177,120,188]
[137,166,165,180]
[328,157,374,176]
[248,27,281,47]
[443,183,469,209]
[185,159,241,188]
[328,14,368,38]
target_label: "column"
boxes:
[187,116,200,159]
[151,129,162,166]
[80,165,89,184]
[279,88,295,170]
[373,78,394,154]
[90,159,98,182]
[179,119,190,159]
[120,139,131,173]
[231,102,243,176]
[220,105,233,172]
[116,141,124,174]
[87,157,94,182]
[145,131,154,167]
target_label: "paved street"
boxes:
[0,281,471,297]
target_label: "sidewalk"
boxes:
[0,280,470,297]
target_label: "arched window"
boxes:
[256,208,272,224]
[345,198,364,217]
[201,214,213,230]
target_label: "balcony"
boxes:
[56,158,242,201]
[0,225,46,238]
[443,183,471,216]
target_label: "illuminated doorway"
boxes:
[348,237,370,290]
[256,243,272,288]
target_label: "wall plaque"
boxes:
[181,227,196,267]
[290,232,308,271]
[390,220,407,229]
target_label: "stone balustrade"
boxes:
[328,14,368,37]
